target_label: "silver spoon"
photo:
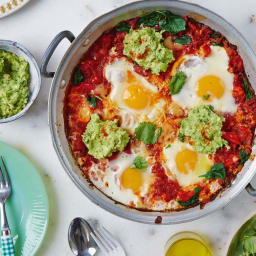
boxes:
[68,217,98,256]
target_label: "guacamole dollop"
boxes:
[178,105,228,154]
[0,50,30,119]
[123,27,174,75]
[82,114,130,159]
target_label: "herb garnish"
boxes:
[115,21,131,33]
[136,11,186,34]
[73,66,84,86]
[178,132,184,142]
[210,32,221,40]
[131,156,148,172]
[203,94,210,100]
[239,149,250,166]
[211,41,223,47]
[136,11,167,27]
[87,96,97,108]
[135,122,162,145]
[242,231,256,255]
[243,79,253,101]
[174,35,191,45]
[159,13,186,34]
[200,162,226,181]
[169,71,187,95]
[166,144,171,149]
[178,187,201,207]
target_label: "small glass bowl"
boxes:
[164,231,213,256]
[0,40,41,123]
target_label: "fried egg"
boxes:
[89,151,153,208]
[171,46,237,113]
[105,58,166,132]
[164,140,213,187]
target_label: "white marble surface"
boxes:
[1,0,256,255]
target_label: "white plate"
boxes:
[0,0,31,18]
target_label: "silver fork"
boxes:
[0,157,15,256]
[90,224,126,256]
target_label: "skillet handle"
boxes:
[40,30,75,78]
[246,183,256,196]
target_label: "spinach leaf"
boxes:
[73,66,84,86]
[131,156,148,172]
[239,149,250,166]
[200,162,226,181]
[159,14,186,34]
[135,122,162,145]
[178,187,201,207]
[87,96,97,108]
[243,79,253,101]
[174,35,191,45]
[136,11,167,27]
[169,71,187,95]
[115,21,130,33]
[136,10,186,34]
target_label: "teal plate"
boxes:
[0,142,49,256]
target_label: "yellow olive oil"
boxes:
[165,232,212,256]
[165,238,211,256]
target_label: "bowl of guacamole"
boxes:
[0,40,41,123]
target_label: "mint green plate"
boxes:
[0,142,49,256]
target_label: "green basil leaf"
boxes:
[174,35,191,45]
[135,122,162,145]
[239,149,250,166]
[169,71,187,95]
[178,187,201,207]
[131,156,148,172]
[115,21,131,33]
[159,14,186,34]
[200,162,226,181]
[87,96,97,108]
[73,66,84,86]
[243,79,253,101]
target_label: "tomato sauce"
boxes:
[64,14,256,211]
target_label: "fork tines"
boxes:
[0,156,10,187]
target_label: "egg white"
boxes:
[88,151,152,208]
[164,140,213,187]
[105,58,166,132]
[172,46,237,113]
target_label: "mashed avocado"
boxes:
[123,27,174,75]
[0,50,29,119]
[178,105,228,154]
[82,114,130,159]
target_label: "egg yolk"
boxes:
[123,71,152,110]
[121,168,143,193]
[176,149,198,174]
[170,57,185,76]
[197,75,225,101]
